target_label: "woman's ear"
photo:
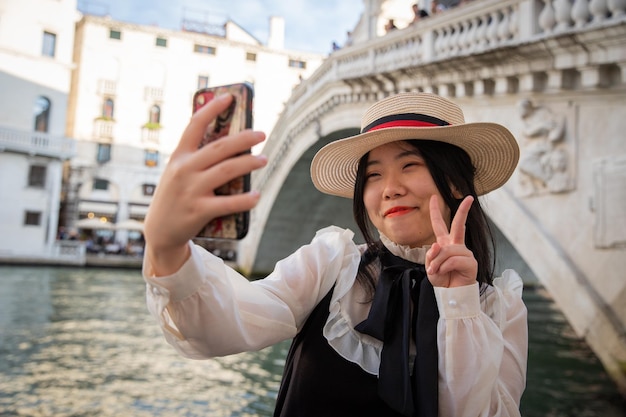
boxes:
[450,184,463,199]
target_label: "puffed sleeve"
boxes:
[433,270,528,417]
[143,226,361,359]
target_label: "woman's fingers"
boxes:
[191,129,266,171]
[426,195,478,287]
[175,93,234,154]
[450,195,473,244]
[429,195,450,239]
[197,152,268,197]
[199,190,262,221]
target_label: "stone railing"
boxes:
[0,125,76,160]
[257,0,626,188]
[52,240,86,264]
[290,0,624,113]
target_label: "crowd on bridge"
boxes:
[333,0,478,51]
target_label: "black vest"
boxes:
[274,288,406,417]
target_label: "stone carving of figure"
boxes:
[517,98,572,195]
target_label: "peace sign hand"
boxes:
[425,195,478,288]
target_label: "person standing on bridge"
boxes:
[142,92,528,417]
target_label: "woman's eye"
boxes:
[366,172,380,180]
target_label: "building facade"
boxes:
[0,0,324,261]
[63,13,324,248]
[0,0,77,258]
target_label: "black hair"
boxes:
[352,140,496,299]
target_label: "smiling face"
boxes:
[362,141,451,248]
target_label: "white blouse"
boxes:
[144,226,528,417]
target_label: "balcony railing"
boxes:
[144,86,163,102]
[0,125,76,159]
[98,79,117,96]
[93,119,114,140]
[141,127,160,145]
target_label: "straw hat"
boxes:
[310,92,519,198]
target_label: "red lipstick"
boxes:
[384,206,413,217]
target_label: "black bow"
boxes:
[355,247,439,417]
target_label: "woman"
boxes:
[143,92,528,417]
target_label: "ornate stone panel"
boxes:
[593,155,626,249]
[516,99,577,197]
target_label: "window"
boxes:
[289,59,306,69]
[102,98,114,119]
[93,178,109,191]
[149,105,161,124]
[142,183,156,196]
[156,37,167,47]
[42,31,56,57]
[246,52,257,62]
[28,165,47,188]
[194,44,216,55]
[24,211,42,226]
[197,75,209,89]
[97,143,111,163]
[34,96,51,133]
[109,29,122,40]
[145,150,159,167]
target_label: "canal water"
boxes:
[0,266,624,417]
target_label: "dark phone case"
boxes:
[192,82,253,240]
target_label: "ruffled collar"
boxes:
[379,232,430,265]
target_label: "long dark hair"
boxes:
[352,140,496,298]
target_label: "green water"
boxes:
[0,266,624,416]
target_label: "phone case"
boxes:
[192,82,254,240]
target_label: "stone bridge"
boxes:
[235,0,626,395]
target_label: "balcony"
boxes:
[141,125,160,145]
[0,125,75,160]
[93,118,115,140]
[98,79,117,96]
[144,86,163,102]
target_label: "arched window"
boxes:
[102,98,114,119]
[34,96,51,132]
[149,105,161,124]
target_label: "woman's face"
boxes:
[362,141,451,248]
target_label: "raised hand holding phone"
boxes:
[193,83,254,240]
[143,92,267,276]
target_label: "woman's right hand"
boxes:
[143,93,267,275]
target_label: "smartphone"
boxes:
[192,82,254,240]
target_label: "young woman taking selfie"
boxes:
[142,92,528,417]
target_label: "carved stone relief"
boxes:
[516,99,576,197]
[592,156,626,249]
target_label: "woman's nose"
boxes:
[383,174,406,199]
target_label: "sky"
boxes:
[78,0,364,54]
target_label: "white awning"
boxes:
[78,201,118,215]
[129,204,149,216]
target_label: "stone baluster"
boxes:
[589,0,609,23]
[572,0,591,27]
[554,0,574,30]
[434,28,444,57]
[608,0,626,16]
[449,23,460,54]
[487,11,501,46]
[459,19,472,52]
[440,27,451,57]
[466,16,479,52]
[539,0,557,33]
[509,4,519,39]
[475,15,489,50]
[498,7,512,43]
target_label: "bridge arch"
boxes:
[237,0,626,395]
